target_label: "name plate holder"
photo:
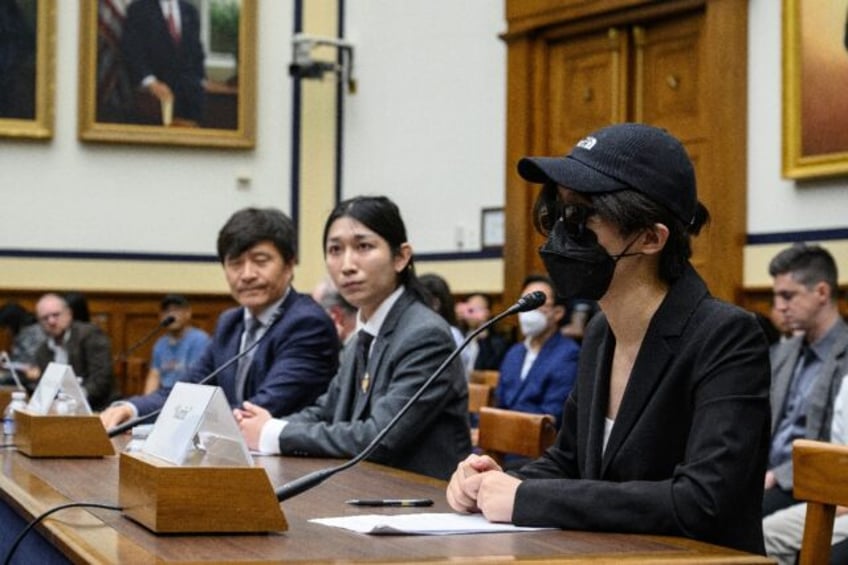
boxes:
[118,382,287,533]
[15,363,114,458]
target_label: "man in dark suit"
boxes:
[120,0,206,124]
[763,244,848,517]
[27,293,115,411]
[100,207,340,429]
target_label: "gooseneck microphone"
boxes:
[106,307,285,438]
[273,290,546,502]
[115,315,176,362]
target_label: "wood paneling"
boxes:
[0,290,235,398]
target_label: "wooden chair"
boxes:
[477,406,557,465]
[793,439,848,565]
[468,383,494,415]
[470,370,499,388]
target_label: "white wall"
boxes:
[0,1,293,256]
[342,0,506,254]
[3,1,848,294]
[747,0,848,235]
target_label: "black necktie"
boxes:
[235,319,263,404]
[355,330,374,394]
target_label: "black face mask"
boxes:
[539,217,640,301]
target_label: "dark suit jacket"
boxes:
[121,0,205,122]
[278,291,472,480]
[34,321,115,411]
[769,319,848,488]
[496,332,580,428]
[130,289,339,418]
[511,265,771,555]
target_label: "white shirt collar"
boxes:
[357,286,404,339]
[243,288,290,329]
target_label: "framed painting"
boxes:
[782,0,848,179]
[0,0,55,139]
[78,0,256,148]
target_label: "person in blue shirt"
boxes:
[143,294,211,394]
[495,274,580,428]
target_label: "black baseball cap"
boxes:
[517,123,697,225]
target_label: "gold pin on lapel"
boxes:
[361,372,371,394]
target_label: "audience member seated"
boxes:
[26,293,115,411]
[495,274,580,429]
[463,293,510,372]
[0,302,39,383]
[764,374,848,564]
[235,196,471,480]
[0,302,45,368]
[142,294,211,395]
[63,291,91,323]
[313,276,358,351]
[420,273,472,375]
[764,244,848,517]
[100,207,340,429]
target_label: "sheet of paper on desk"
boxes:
[310,512,554,535]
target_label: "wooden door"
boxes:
[503,0,747,305]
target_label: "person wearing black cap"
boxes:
[141,294,211,395]
[446,123,771,555]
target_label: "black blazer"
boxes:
[511,265,771,555]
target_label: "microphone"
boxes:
[273,290,546,502]
[106,307,285,438]
[115,315,177,362]
[0,351,25,391]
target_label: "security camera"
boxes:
[290,33,356,93]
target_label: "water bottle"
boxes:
[3,391,28,437]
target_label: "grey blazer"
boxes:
[278,291,471,480]
[769,317,848,488]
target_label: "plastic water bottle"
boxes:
[3,391,27,438]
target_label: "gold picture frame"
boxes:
[78,0,256,148]
[0,0,55,140]
[782,0,848,179]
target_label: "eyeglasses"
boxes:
[559,203,596,237]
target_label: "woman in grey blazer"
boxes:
[235,196,471,480]
[446,124,771,554]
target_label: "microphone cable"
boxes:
[2,501,123,565]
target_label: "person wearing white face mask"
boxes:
[494,274,580,430]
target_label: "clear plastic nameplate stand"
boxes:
[141,382,252,467]
[26,362,92,416]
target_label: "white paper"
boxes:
[310,512,553,536]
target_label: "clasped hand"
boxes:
[445,453,521,523]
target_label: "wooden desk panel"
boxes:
[0,443,774,564]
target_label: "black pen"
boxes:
[346,498,434,507]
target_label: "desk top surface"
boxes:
[0,438,773,564]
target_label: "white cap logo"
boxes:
[576,136,597,150]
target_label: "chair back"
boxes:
[468,383,494,415]
[793,439,848,565]
[470,370,499,388]
[477,406,556,465]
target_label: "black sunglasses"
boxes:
[557,203,596,237]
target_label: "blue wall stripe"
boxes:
[334,0,345,205]
[290,0,304,227]
[746,228,848,245]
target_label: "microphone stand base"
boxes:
[119,452,288,533]
[15,410,115,457]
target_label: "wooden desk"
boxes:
[0,443,774,564]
